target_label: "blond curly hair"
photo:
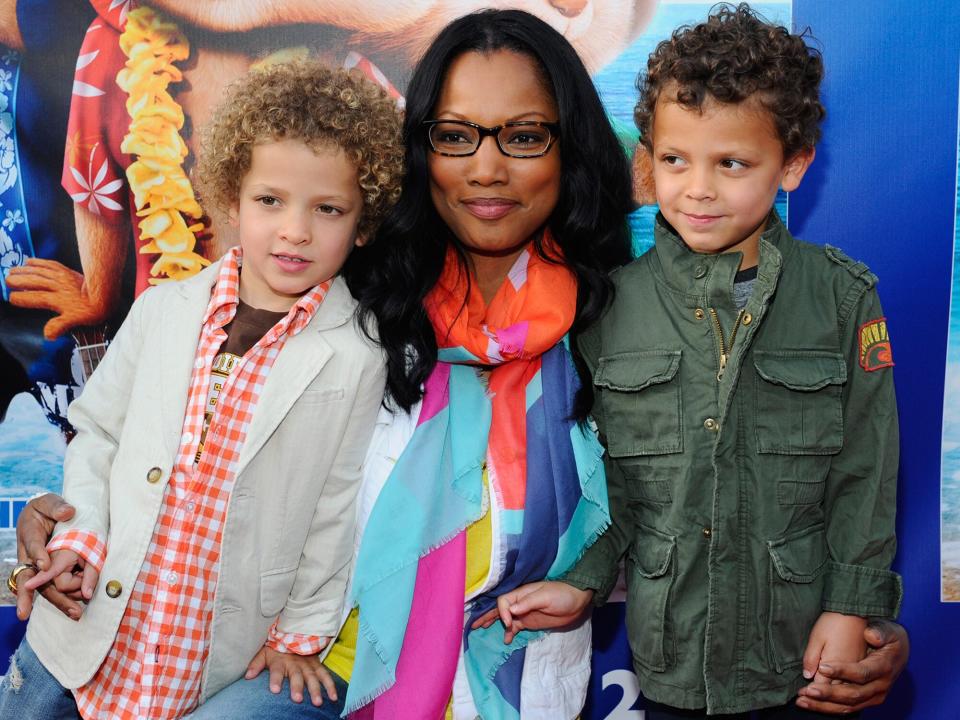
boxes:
[195,60,404,238]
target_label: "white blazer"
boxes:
[27,261,386,701]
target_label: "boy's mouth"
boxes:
[272,253,312,271]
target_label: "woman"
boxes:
[13,9,909,720]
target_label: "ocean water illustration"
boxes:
[941,76,960,601]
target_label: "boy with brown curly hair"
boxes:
[484,4,902,717]
[0,60,403,719]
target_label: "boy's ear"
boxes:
[354,232,368,248]
[780,147,815,192]
[228,204,239,227]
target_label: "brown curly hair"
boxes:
[195,60,404,238]
[635,3,824,158]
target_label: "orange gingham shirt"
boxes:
[49,247,331,719]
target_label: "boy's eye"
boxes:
[317,204,342,215]
[661,155,685,167]
[720,159,748,170]
[257,196,279,207]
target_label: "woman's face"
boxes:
[428,50,561,262]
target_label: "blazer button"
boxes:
[694,308,705,320]
[694,265,707,279]
[146,467,163,484]
[742,313,753,325]
[105,580,123,598]
[703,417,719,432]
[702,527,712,538]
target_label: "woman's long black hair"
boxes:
[343,9,633,418]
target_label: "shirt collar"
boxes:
[202,247,331,337]
[652,210,788,308]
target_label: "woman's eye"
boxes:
[503,129,548,147]
[438,132,471,144]
[317,205,341,215]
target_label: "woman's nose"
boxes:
[466,136,509,186]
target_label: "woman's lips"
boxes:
[462,198,518,220]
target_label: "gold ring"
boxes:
[7,562,38,594]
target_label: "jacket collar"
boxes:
[652,210,790,309]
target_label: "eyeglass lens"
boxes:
[428,122,552,157]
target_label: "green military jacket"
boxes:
[565,213,902,714]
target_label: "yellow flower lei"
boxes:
[117,6,209,283]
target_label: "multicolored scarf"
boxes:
[345,237,609,720]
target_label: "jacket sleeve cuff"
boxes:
[48,529,107,573]
[562,543,620,606]
[822,561,902,618]
[265,620,330,656]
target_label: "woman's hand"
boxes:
[245,645,337,706]
[14,494,82,621]
[796,619,909,714]
[471,580,593,644]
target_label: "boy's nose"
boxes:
[685,166,716,201]
[466,136,509,186]
[280,212,311,244]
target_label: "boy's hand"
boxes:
[796,619,909,714]
[23,548,100,614]
[802,611,868,686]
[470,581,593,644]
[14,493,80,621]
[245,644,336,706]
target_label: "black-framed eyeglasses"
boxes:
[423,119,560,158]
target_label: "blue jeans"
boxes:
[184,666,348,720]
[0,639,81,720]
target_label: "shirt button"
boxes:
[694,308,705,320]
[186,502,195,512]
[742,313,753,325]
[194,357,205,369]
[702,527,712,539]
[167,572,178,585]
[105,580,123,598]
[694,265,707,279]
[146,467,163,484]
[181,432,193,445]
[703,418,719,432]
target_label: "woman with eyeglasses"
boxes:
[324,10,632,719]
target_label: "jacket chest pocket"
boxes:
[753,351,845,455]
[594,351,682,457]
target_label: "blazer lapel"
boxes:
[159,264,219,457]
[233,277,354,477]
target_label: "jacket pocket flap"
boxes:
[767,525,827,583]
[628,523,677,578]
[754,351,846,391]
[260,566,298,617]
[595,351,681,392]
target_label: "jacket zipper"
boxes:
[708,308,745,381]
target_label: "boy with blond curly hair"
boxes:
[0,60,403,719]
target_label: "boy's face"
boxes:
[649,89,813,268]
[230,138,365,312]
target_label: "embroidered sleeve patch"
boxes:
[859,317,894,372]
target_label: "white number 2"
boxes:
[600,668,644,720]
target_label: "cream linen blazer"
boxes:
[26,261,386,701]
